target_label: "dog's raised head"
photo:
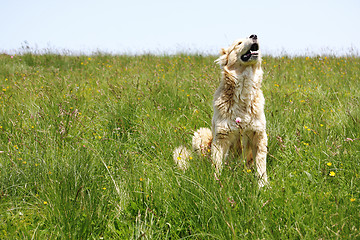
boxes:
[215,34,261,69]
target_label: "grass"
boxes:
[0,52,359,239]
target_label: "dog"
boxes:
[173,34,268,187]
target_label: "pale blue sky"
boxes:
[2,0,360,55]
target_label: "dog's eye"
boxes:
[238,42,242,45]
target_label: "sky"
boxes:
[2,0,360,56]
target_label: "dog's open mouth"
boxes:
[241,43,259,62]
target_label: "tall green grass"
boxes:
[0,53,359,239]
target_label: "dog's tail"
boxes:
[173,128,213,170]
[173,146,191,170]
[192,127,213,156]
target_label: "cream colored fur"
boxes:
[173,146,191,171]
[211,35,268,187]
[173,35,268,187]
[192,128,212,156]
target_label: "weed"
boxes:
[0,53,359,239]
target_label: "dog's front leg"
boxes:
[253,130,268,187]
[211,133,231,175]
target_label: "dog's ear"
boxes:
[214,48,228,68]
[220,48,227,55]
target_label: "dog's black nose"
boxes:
[250,34,257,40]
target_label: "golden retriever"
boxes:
[174,34,268,187]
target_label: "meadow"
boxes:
[0,51,359,239]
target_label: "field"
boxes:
[0,52,359,239]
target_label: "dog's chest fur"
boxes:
[213,66,264,130]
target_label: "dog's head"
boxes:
[215,34,261,69]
